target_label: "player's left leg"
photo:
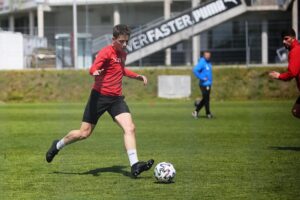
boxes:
[204,86,213,118]
[46,122,95,163]
[292,96,300,118]
[114,112,154,177]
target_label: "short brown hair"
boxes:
[113,24,131,38]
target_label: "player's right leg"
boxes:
[131,159,155,178]
[192,87,205,119]
[46,122,95,163]
[114,112,154,178]
[203,86,213,118]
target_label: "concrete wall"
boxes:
[158,75,191,98]
[0,31,23,69]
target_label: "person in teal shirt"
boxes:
[192,51,213,119]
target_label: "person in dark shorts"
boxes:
[269,28,300,118]
[46,24,154,177]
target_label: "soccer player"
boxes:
[46,24,154,177]
[192,51,213,119]
[269,28,300,118]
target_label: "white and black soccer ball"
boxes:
[154,162,176,183]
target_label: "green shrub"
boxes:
[0,67,298,103]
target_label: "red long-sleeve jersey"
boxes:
[89,45,139,96]
[279,40,300,91]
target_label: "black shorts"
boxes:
[82,89,130,124]
[296,95,300,104]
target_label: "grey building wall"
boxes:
[0,0,297,66]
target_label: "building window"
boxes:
[101,15,111,24]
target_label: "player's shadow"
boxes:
[269,146,300,152]
[53,165,131,177]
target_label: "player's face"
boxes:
[282,36,294,50]
[204,52,211,60]
[112,34,129,52]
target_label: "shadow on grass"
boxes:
[269,146,300,151]
[154,181,175,184]
[53,165,132,177]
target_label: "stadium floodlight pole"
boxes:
[73,0,78,69]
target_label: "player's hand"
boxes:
[269,71,280,79]
[92,69,103,76]
[137,75,148,86]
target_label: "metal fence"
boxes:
[128,19,291,66]
[0,19,292,67]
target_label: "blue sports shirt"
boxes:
[193,57,213,87]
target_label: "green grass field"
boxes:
[0,100,299,200]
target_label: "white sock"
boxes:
[56,139,65,150]
[127,149,138,166]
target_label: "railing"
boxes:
[245,0,292,8]
[92,34,112,55]
[23,34,50,68]
[92,13,181,54]
[131,13,180,34]
[0,25,291,67]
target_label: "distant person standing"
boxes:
[192,51,213,119]
[269,28,300,118]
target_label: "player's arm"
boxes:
[270,51,300,80]
[89,50,107,76]
[278,50,300,81]
[124,68,147,85]
[193,60,207,81]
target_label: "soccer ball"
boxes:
[154,162,176,183]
